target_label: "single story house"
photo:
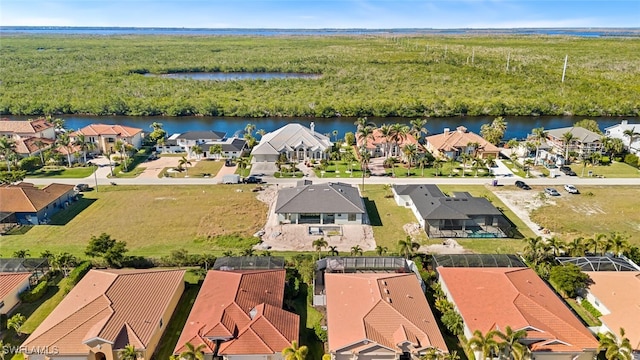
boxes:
[605,120,640,155]
[425,126,499,160]
[393,184,510,238]
[275,182,366,225]
[0,272,32,315]
[21,269,185,360]
[583,271,640,355]
[546,126,603,161]
[71,124,143,154]
[325,272,448,360]
[437,267,599,360]
[0,183,76,225]
[174,269,299,360]
[251,122,332,163]
[156,131,247,159]
[357,128,419,159]
[0,118,56,140]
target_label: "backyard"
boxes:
[26,166,95,178]
[0,185,268,258]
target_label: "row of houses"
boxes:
[6,255,637,360]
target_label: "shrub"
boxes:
[68,261,92,285]
[122,256,156,269]
[314,322,328,342]
[599,156,610,165]
[20,280,48,303]
[624,154,639,168]
[19,156,42,171]
[580,299,602,319]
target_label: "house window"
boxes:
[348,213,356,221]
[107,138,115,143]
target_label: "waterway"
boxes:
[5,115,629,141]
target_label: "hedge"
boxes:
[20,280,48,303]
[581,299,603,319]
[68,261,93,286]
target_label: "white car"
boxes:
[564,184,579,194]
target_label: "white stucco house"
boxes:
[251,122,332,163]
[605,120,640,155]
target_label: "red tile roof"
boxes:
[357,128,419,150]
[174,270,299,356]
[0,119,54,134]
[22,269,185,355]
[437,267,598,353]
[74,124,142,137]
[0,183,75,212]
[14,137,55,155]
[325,273,447,355]
[0,272,31,299]
[426,126,499,155]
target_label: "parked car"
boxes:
[243,176,264,184]
[544,187,560,196]
[74,183,90,192]
[564,184,580,194]
[515,180,531,190]
[560,166,577,176]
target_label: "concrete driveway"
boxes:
[138,157,179,179]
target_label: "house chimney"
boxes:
[310,122,315,134]
[444,128,450,135]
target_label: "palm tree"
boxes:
[403,144,418,176]
[433,158,444,177]
[180,342,206,360]
[468,330,500,360]
[7,313,26,337]
[13,249,30,258]
[531,127,547,166]
[375,245,388,256]
[460,153,471,177]
[332,129,339,142]
[74,133,89,163]
[282,340,308,360]
[209,144,223,160]
[473,157,486,177]
[241,248,255,256]
[607,232,629,256]
[598,328,633,360]
[191,145,203,160]
[398,236,420,259]
[495,326,529,360]
[33,139,48,165]
[523,158,534,178]
[222,250,235,257]
[410,118,428,142]
[586,233,607,255]
[390,123,409,157]
[57,132,74,167]
[350,245,363,256]
[359,146,371,190]
[119,344,139,360]
[523,236,548,267]
[622,127,639,152]
[328,246,339,256]
[379,124,393,158]
[0,137,17,171]
[245,123,256,136]
[421,347,442,360]
[566,237,587,257]
[178,156,192,176]
[312,237,328,260]
[236,157,250,177]
[547,236,566,257]
[257,129,266,138]
[562,131,575,164]
[417,155,430,177]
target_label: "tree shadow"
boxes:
[49,197,97,225]
[362,197,382,226]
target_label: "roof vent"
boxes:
[382,280,387,286]
[387,297,392,303]
[406,294,413,299]
[384,288,390,294]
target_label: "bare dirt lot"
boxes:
[493,188,557,239]
[255,185,376,252]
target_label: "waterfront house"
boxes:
[0,272,32,315]
[393,184,510,238]
[357,128,419,159]
[174,269,299,360]
[0,118,57,159]
[275,182,366,225]
[437,267,598,360]
[325,272,448,360]
[71,124,143,154]
[425,126,499,160]
[546,126,603,161]
[21,269,185,360]
[251,122,332,163]
[156,131,247,159]
[605,120,640,155]
[0,183,76,225]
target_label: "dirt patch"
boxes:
[403,223,422,237]
[255,184,376,251]
[569,204,606,215]
[420,239,471,254]
[493,190,557,238]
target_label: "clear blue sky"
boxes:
[1,0,638,28]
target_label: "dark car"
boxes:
[515,180,531,190]
[243,176,264,184]
[560,166,577,176]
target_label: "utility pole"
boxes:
[562,55,568,82]
[506,51,511,72]
[472,49,475,66]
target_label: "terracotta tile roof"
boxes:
[0,119,54,134]
[0,272,31,299]
[325,273,447,355]
[437,267,598,353]
[586,272,640,350]
[174,270,299,356]
[426,126,499,155]
[14,137,55,155]
[357,128,419,150]
[22,269,185,355]
[0,183,75,212]
[74,124,142,137]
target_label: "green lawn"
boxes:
[530,186,640,245]
[313,161,365,179]
[0,185,268,258]
[291,284,325,360]
[570,161,640,178]
[27,166,95,178]
[20,276,73,335]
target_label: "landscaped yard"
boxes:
[26,166,95,178]
[569,161,640,178]
[530,186,640,245]
[0,186,268,258]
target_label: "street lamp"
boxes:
[93,163,99,192]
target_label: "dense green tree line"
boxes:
[0,35,638,117]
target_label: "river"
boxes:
[4,115,629,140]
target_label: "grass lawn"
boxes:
[159,159,224,178]
[530,186,640,245]
[20,276,73,335]
[154,270,203,360]
[291,284,325,360]
[386,162,491,179]
[110,154,149,178]
[0,185,268,258]
[360,185,428,251]
[313,161,365,179]
[570,161,640,178]
[27,166,95,178]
